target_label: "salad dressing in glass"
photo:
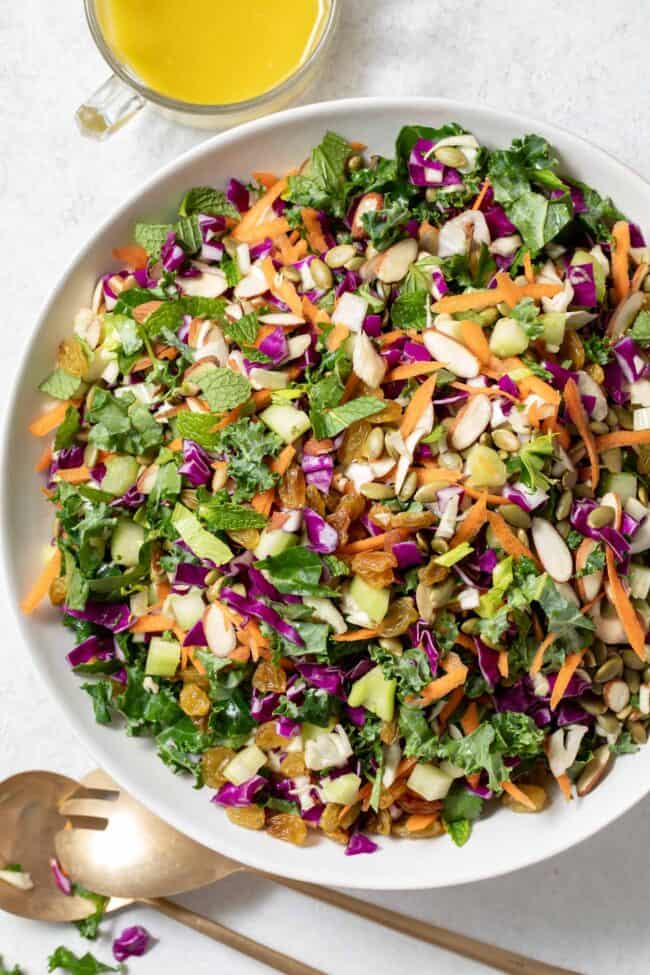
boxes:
[96,0,328,105]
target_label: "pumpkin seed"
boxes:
[623,649,646,671]
[587,505,615,529]
[561,469,577,490]
[428,579,456,610]
[624,669,641,694]
[616,704,633,721]
[430,538,449,555]
[346,255,366,272]
[585,362,605,385]
[596,713,621,736]
[639,484,649,505]
[501,504,531,529]
[628,721,647,745]
[583,649,596,669]
[434,146,467,168]
[364,427,385,460]
[399,471,418,502]
[578,694,606,716]
[281,265,301,283]
[414,483,440,504]
[576,745,612,796]
[644,667,650,683]
[361,481,395,500]
[440,451,462,469]
[461,618,479,635]
[574,484,595,499]
[517,528,529,547]
[554,490,573,522]
[593,640,608,666]
[310,258,333,290]
[325,244,356,268]
[588,420,609,435]
[478,431,492,446]
[555,519,570,538]
[492,428,519,452]
[594,656,623,683]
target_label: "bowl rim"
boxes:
[5,96,650,890]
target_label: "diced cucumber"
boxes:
[348,575,390,624]
[170,590,205,631]
[601,472,637,505]
[539,312,566,352]
[321,773,361,805]
[407,763,454,801]
[254,529,298,560]
[145,637,181,677]
[223,745,266,786]
[301,718,337,741]
[465,444,507,488]
[348,665,396,722]
[102,456,139,496]
[572,249,606,302]
[489,317,529,357]
[629,564,650,601]
[110,518,144,567]
[260,404,311,444]
[171,503,233,566]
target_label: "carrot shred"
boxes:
[35,444,53,473]
[229,646,251,663]
[301,208,328,253]
[400,374,437,439]
[275,233,307,265]
[332,627,381,642]
[112,244,148,270]
[471,177,491,211]
[414,664,468,707]
[414,467,463,485]
[595,429,650,451]
[233,177,289,239]
[517,374,561,406]
[458,320,491,364]
[555,773,573,801]
[454,633,477,653]
[432,279,561,315]
[302,295,330,329]
[29,401,73,437]
[564,377,599,490]
[252,171,278,189]
[395,757,417,780]
[498,650,509,678]
[631,262,649,292]
[55,465,91,484]
[550,652,584,710]
[387,361,443,381]
[487,510,540,565]
[523,252,534,284]
[606,546,646,659]
[20,548,61,614]
[463,485,511,506]
[406,813,439,833]
[460,701,479,736]
[340,373,360,405]
[251,488,275,516]
[339,532,395,555]
[501,780,536,811]
[530,632,557,675]
[438,686,465,726]
[450,492,488,548]
[130,614,176,634]
[271,444,296,477]
[611,221,631,304]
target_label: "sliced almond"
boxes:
[180,268,228,299]
[234,265,268,299]
[332,291,368,333]
[575,537,604,602]
[576,744,612,797]
[603,679,630,713]
[259,313,305,326]
[137,464,159,495]
[203,603,237,658]
[351,192,384,239]
[450,394,491,451]
[606,291,644,340]
[531,518,573,583]
[423,330,480,379]
[591,602,627,643]
[437,210,490,259]
[376,238,419,284]
[599,491,622,530]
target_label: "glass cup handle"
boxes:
[76,74,144,140]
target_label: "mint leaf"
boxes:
[47,946,120,974]
[224,312,259,345]
[198,500,267,531]
[134,222,172,261]
[197,367,251,412]
[38,368,82,401]
[312,396,384,439]
[175,214,202,253]
[178,295,228,320]
[287,131,351,217]
[0,956,24,975]
[179,186,239,220]
[443,782,484,822]
[143,302,183,336]
[391,290,428,329]
[54,405,80,450]
[256,547,336,597]
[175,411,222,449]
[222,255,241,288]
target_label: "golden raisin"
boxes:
[280,753,306,777]
[278,465,306,509]
[325,828,349,846]
[379,779,408,809]
[57,338,88,378]
[255,721,290,751]
[179,683,211,717]
[227,528,260,550]
[379,597,418,637]
[252,661,287,694]
[338,802,362,830]
[327,492,365,546]
[49,576,67,606]
[370,400,402,424]
[364,809,392,836]
[502,783,548,813]
[561,328,585,370]
[387,510,435,530]
[320,803,343,834]
[338,420,372,466]
[306,484,326,515]
[226,805,266,830]
[350,550,397,588]
[398,795,442,815]
[267,813,308,845]
[380,718,398,745]
[637,445,650,477]
[418,558,450,585]
[201,746,235,788]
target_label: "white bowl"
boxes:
[5,97,650,890]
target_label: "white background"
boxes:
[1,2,649,972]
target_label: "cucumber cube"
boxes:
[110,518,144,567]
[348,575,390,624]
[102,456,139,496]
[407,763,454,801]
[145,637,181,677]
[348,665,396,722]
[260,404,311,444]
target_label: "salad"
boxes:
[23,124,650,853]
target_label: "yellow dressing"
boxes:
[96,0,329,105]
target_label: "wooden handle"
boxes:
[144,897,327,975]
[261,877,583,975]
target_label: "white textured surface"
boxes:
[1,1,649,972]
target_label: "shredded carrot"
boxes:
[471,177,490,211]
[400,374,437,439]
[450,492,488,548]
[606,546,646,660]
[564,378,599,490]
[332,627,381,642]
[168,437,183,452]
[414,467,463,485]
[451,382,519,404]
[251,488,275,517]
[611,221,631,304]
[466,773,481,790]
[380,330,414,346]
[631,262,649,292]
[518,374,560,407]
[229,646,251,663]
[326,322,350,352]
[439,686,465,726]
[233,177,289,239]
[340,373,360,405]
[550,652,584,710]
[387,361,443,381]
[458,320,491,364]
[406,814,439,833]
[523,252,534,284]
[112,244,148,269]
[454,633,477,653]
[555,773,573,802]
[304,437,334,455]
[55,465,91,484]
[271,444,296,477]
[395,757,417,780]
[252,171,278,189]
[415,664,468,707]
[432,280,561,314]
[463,485,511,506]
[498,650,509,679]
[301,208,328,253]
[595,429,650,451]
[185,648,206,675]
[29,401,73,437]
[487,510,539,564]
[530,632,557,676]
[460,701,479,736]
[211,407,242,432]
[501,780,536,811]
[275,233,307,265]
[20,548,61,613]
[35,444,53,473]
[302,295,330,329]
[339,532,394,555]
[349,140,367,152]
[130,614,176,634]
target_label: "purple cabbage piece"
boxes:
[363,314,383,337]
[555,700,592,727]
[50,857,72,896]
[335,270,361,299]
[259,326,289,364]
[110,484,145,510]
[475,638,500,691]
[602,359,630,405]
[179,439,212,487]
[200,241,224,263]
[212,776,267,807]
[249,237,274,261]
[613,336,649,383]
[220,587,304,646]
[302,452,334,495]
[174,563,211,588]
[570,498,630,560]
[161,231,186,272]
[569,186,587,214]
[113,925,151,963]
[66,635,114,668]
[198,213,226,236]
[301,803,325,824]
[65,601,131,633]
[465,779,493,800]
[296,662,344,697]
[567,263,597,307]
[227,178,250,213]
[303,507,338,554]
[344,705,366,726]
[344,833,379,856]
[408,139,445,187]
[498,375,519,398]
[543,360,578,390]
[381,345,402,369]
[393,540,424,569]
[183,619,207,647]
[403,340,431,363]
[477,550,498,573]
[276,716,300,737]
[502,483,548,513]
[90,462,107,483]
[251,689,280,722]
[431,267,448,299]
[483,205,517,238]
[53,445,85,473]
[346,658,374,682]
[133,266,156,288]
[629,223,646,247]
[546,670,591,698]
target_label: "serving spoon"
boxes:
[55,768,581,975]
